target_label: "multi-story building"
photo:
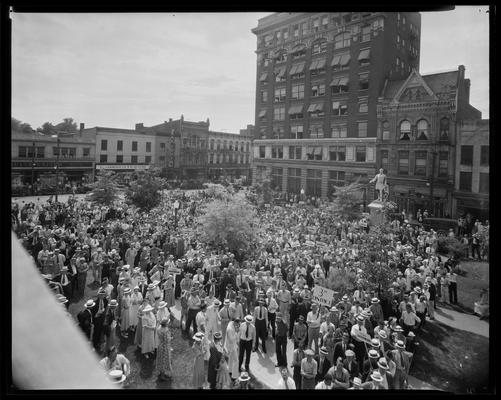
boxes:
[140,116,253,180]
[377,65,482,218]
[11,127,96,189]
[453,119,489,219]
[82,125,157,174]
[207,129,253,180]
[251,11,421,198]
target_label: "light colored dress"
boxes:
[192,343,206,389]
[141,312,157,354]
[216,357,232,389]
[121,294,132,331]
[223,322,240,378]
[156,325,172,376]
[130,292,143,327]
[155,308,170,345]
[134,305,144,346]
[163,281,175,308]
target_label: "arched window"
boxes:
[440,117,450,140]
[275,49,288,63]
[246,142,250,152]
[312,38,327,55]
[416,119,429,140]
[291,43,307,59]
[216,140,221,150]
[399,120,411,140]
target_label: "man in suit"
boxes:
[52,266,74,303]
[343,349,360,382]
[103,299,119,352]
[253,299,268,353]
[77,299,95,342]
[91,288,108,352]
[208,332,224,389]
[333,331,351,363]
[315,347,332,383]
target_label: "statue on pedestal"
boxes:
[370,168,388,202]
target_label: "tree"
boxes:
[328,179,366,220]
[54,117,78,133]
[125,168,163,211]
[196,196,261,253]
[37,122,57,136]
[252,171,275,206]
[87,171,119,206]
[12,118,34,133]
[357,223,398,297]
[326,267,357,297]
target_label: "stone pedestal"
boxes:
[368,200,386,226]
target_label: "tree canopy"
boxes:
[196,196,261,253]
[125,169,163,211]
[327,180,366,220]
[12,118,34,133]
[36,118,78,135]
[87,171,119,206]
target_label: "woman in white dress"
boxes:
[155,301,170,345]
[223,319,240,380]
[141,304,157,358]
[130,286,143,331]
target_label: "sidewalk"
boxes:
[433,306,489,338]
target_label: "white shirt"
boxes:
[315,381,334,389]
[277,377,296,389]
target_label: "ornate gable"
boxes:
[390,69,438,105]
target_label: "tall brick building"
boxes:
[251,11,421,198]
[377,65,481,218]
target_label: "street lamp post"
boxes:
[31,140,36,196]
[55,136,61,202]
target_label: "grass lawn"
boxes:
[411,320,490,393]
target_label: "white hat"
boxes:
[244,315,253,323]
[371,338,381,347]
[371,370,383,382]
[238,371,250,382]
[396,340,406,349]
[345,349,355,357]
[368,349,379,359]
[223,299,230,305]
[143,304,154,313]
[108,370,126,384]
[377,357,389,370]
[371,297,380,304]
[157,301,167,309]
[84,300,95,308]
[353,377,362,386]
[123,287,131,294]
[193,332,204,342]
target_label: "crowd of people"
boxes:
[11,184,487,389]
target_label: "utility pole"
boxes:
[55,136,60,202]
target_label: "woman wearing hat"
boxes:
[130,286,143,332]
[120,287,133,338]
[163,275,176,309]
[192,332,206,389]
[155,318,173,381]
[224,319,241,381]
[141,304,157,359]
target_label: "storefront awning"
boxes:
[358,48,371,62]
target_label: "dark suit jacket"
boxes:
[315,356,332,382]
[343,359,360,380]
[333,341,350,363]
[208,343,222,384]
[103,307,118,336]
[77,309,93,338]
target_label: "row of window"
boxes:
[261,49,371,83]
[101,140,151,153]
[262,122,359,140]
[260,145,371,162]
[99,155,151,164]
[208,153,250,164]
[209,140,251,152]
[261,76,369,104]
[390,150,448,177]
[460,145,489,166]
[261,99,368,123]
[381,118,450,142]
[260,14,385,51]
[18,146,91,159]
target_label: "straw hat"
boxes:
[304,349,315,357]
[238,371,250,382]
[143,304,154,313]
[123,287,131,294]
[193,332,204,342]
[84,300,95,308]
[109,299,118,307]
[213,332,223,341]
[396,340,406,349]
[371,370,383,382]
[157,301,167,309]
[371,297,380,304]
[377,358,389,370]
[393,325,404,332]
[108,370,126,384]
[368,349,379,359]
[345,349,355,357]
[319,347,328,356]
[244,315,253,323]
[353,377,362,387]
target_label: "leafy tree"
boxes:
[87,171,119,206]
[196,196,261,253]
[328,179,366,220]
[12,118,34,133]
[125,169,163,211]
[437,236,468,259]
[252,170,275,206]
[326,267,357,297]
[37,122,57,135]
[54,117,78,133]
[357,223,398,297]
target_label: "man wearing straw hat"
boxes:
[77,299,95,343]
[390,339,411,389]
[350,314,369,373]
[301,348,317,389]
[238,315,256,373]
[315,346,332,383]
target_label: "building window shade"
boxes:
[258,109,267,118]
[309,58,326,71]
[290,63,305,75]
[307,104,317,113]
[309,59,319,71]
[331,55,342,67]
[288,105,303,115]
[314,147,322,156]
[259,72,268,82]
[340,54,351,66]
[358,48,371,62]
[275,67,286,78]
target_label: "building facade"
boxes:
[207,130,253,180]
[251,11,421,198]
[453,119,489,219]
[377,65,482,218]
[11,129,96,189]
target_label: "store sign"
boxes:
[95,164,150,170]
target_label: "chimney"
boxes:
[79,122,84,137]
[464,78,471,104]
[135,123,144,130]
[169,118,173,122]
[206,118,210,126]
[458,65,465,79]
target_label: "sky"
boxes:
[11,7,490,133]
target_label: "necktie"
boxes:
[284,379,289,389]
[246,323,249,340]
[99,300,104,313]
[61,273,68,286]
[260,306,263,319]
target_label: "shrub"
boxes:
[437,236,467,258]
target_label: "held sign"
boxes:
[312,285,336,308]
